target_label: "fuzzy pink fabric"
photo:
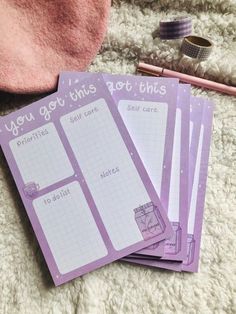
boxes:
[0,0,110,94]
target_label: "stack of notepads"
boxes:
[0,72,214,286]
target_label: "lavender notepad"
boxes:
[59,71,180,257]
[134,84,190,261]
[123,96,204,270]
[0,75,173,285]
[183,98,214,271]
[123,96,214,272]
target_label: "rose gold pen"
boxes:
[137,62,236,96]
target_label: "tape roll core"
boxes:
[181,35,213,61]
[185,36,212,47]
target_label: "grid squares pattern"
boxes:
[9,123,74,189]
[60,98,151,250]
[33,181,107,274]
[118,100,168,195]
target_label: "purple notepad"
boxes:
[133,84,190,261]
[183,98,214,272]
[122,96,204,270]
[0,75,173,285]
[123,97,214,272]
[59,73,191,261]
[59,71,180,258]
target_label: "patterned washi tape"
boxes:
[159,16,192,40]
[181,36,213,61]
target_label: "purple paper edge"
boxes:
[160,84,190,261]
[122,257,182,272]
[182,98,214,272]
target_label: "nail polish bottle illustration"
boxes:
[184,234,195,265]
[165,222,182,255]
[134,202,165,240]
[23,182,40,198]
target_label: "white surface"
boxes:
[61,98,150,250]
[118,100,168,194]
[9,123,74,189]
[188,125,204,234]
[168,108,181,221]
[33,181,107,274]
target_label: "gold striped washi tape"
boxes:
[181,35,213,61]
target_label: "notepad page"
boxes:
[118,100,168,195]
[60,98,151,251]
[33,181,107,274]
[190,121,194,148]
[9,123,74,189]
[188,125,204,234]
[168,108,181,221]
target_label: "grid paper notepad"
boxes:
[59,72,179,258]
[0,75,172,285]
[119,85,190,262]
[58,72,214,274]
[123,96,214,272]
[59,74,194,262]
[122,95,200,270]
[0,71,214,285]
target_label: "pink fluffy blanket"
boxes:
[0,0,110,94]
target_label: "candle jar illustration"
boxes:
[184,234,195,265]
[146,242,160,250]
[23,182,40,198]
[134,202,165,240]
[165,222,182,255]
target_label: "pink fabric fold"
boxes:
[0,0,110,94]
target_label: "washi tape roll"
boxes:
[159,16,192,40]
[181,36,213,61]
